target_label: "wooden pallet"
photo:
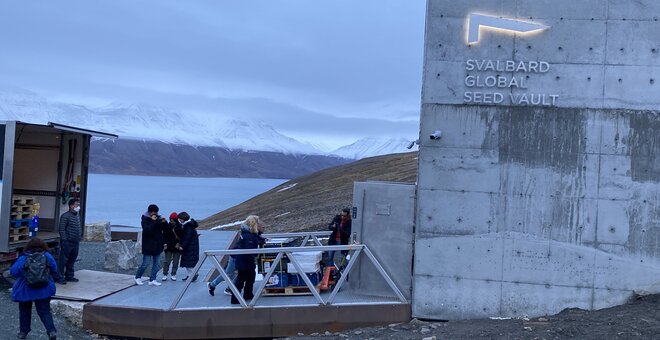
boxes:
[10,219,30,227]
[10,226,28,235]
[9,227,28,242]
[11,211,32,219]
[9,233,28,242]
[12,196,35,206]
[12,205,34,214]
[263,284,321,296]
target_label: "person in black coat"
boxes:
[161,212,184,281]
[135,204,168,286]
[327,208,352,267]
[230,215,260,304]
[178,211,200,282]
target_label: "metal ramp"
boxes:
[83,231,411,339]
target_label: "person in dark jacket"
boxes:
[178,211,200,282]
[135,204,168,286]
[57,198,81,284]
[11,237,60,339]
[327,208,352,267]
[208,217,267,297]
[230,215,260,304]
[161,212,183,281]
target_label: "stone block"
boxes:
[412,274,501,320]
[516,0,607,20]
[104,240,138,271]
[84,221,111,242]
[419,104,498,150]
[608,1,660,20]
[417,189,497,236]
[604,65,660,110]
[500,282,592,317]
[417,147,500,193]
[428,0,517,19]
[514,19,606,64]
[414,235,503,282]
[50,300,84,328]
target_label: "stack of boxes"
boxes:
[287,251,323,287]
[262,251,324,289]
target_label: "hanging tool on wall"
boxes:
[60,138,77,204]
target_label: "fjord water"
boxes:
[85,174,287,227]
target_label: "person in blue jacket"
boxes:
[11,237,60,340]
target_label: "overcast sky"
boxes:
[0,1,425,148]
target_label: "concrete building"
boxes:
[414,0,660,320]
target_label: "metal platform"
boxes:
[83,231,411,339]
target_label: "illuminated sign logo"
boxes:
[467,14,549,45]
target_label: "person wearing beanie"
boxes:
[161,212,184,281]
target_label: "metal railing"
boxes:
[168,232,407,310]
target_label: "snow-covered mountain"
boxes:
[0,86,417,159]
[331,137,418,159]
[0,87,322,155]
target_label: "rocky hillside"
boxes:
[90,138,349,178]
[199,152,418,232]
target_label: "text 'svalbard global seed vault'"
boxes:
[414,0,660,320]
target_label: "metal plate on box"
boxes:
[376,204,391,216]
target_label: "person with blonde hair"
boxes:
[229,215,261,304]
[209,215,266,296]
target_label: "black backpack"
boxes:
[23,251,51,288]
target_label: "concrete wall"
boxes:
[415,0,660,320]
[350,182,415,300]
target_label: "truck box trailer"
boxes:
[0,121,117,272]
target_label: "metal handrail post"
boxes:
[249,251,285,307]
[301,235,310,246]
[362,246,407,302]
[286,251,325,304]
[326,248,362,304]
[169,255,207,310]
[311,235,323,246]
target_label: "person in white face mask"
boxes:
[57,198,82,284]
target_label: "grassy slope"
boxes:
[199,152,418,232]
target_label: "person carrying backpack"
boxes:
[10,237,60,339]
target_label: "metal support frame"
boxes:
[168,240,407,311]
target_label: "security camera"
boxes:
[406,139,419,149]
[429,130,442,140]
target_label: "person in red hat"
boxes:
[161,212,184,281]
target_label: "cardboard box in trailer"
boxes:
[0,121,117,272]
